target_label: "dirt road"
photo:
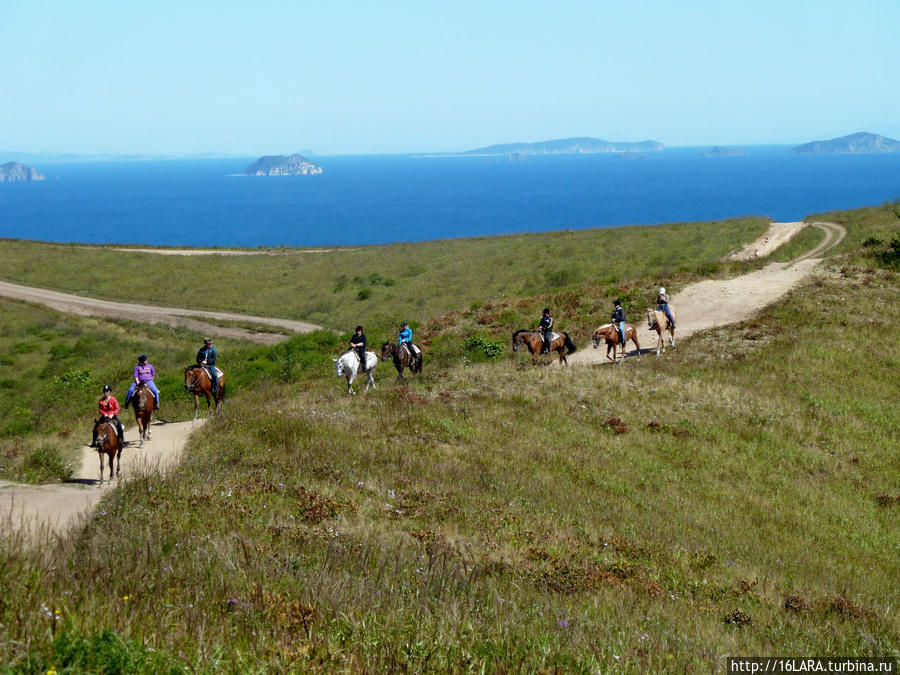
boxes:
[567,222,846,366]
[728,221,807,261]
[0,280,320,345]
[0,419,204,545]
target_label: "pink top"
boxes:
[133,363,156,382]
[98,396,120,416]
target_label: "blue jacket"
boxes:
[197,345,217,367]
[399,327,413,344]
[613,307,625,324]
[539,315,553,332]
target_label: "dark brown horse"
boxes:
[92,418,122,485]
[380,342,423,380]
[184,365,225,420]
[512,329,578,365]
[592,322,641,364]
[125,382,156,447]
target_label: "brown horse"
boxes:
[647,306,677,355]
[592,322,641,364]
[92,418,122,485]
[380,342,422,380]
[512,329,578,365]
[126,382,156,447]
[184,365,225,419]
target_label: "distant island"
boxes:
[790,132,900,155]
[0,161,45,182]
[462,137,665,156]
[245,154,322,176]
[701,146,747,157]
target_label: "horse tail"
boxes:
[563,333,578,354]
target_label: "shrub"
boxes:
[23,445,72,482]
[54,369,93,390]
[463,335,505,361]
[357,288,371,301]
[879,234,900,266]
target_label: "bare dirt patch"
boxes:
[728,221,807,261]
[0,419,205,545]
[0,280,320,345]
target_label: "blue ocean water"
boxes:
[1,148,899,247]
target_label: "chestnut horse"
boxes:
[92,418,122,485]
[512,329,578,365]
[184,365,225,419]
[381,342,422,380]
[592,323,641,364]
[647,306,677,355]
[125,382,156,447]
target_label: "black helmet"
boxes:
[543,307,550,314]
[102,384,112,392]
[401,320,408,327]
[355,325,363,332]
[614,299,621,306]
[138,354,148,362]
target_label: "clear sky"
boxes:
[2,1,898,155]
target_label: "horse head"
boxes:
[592,324,613,348]
[334,356,346,377]
[511,330,525,352]
[380,342,393,361]
[184,366,200,391]
[646,308,657,330]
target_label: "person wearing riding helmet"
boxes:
[538,308,554,354]
[349,325,367,372]
[656,287,675,329]
[94,384,125,446]
[197,338,219,396]
[612,300,626,347]
[398,321,416,364]
[124,354,160,409]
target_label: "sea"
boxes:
[2,147,899,247]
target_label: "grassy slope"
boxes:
[0,217,767,335]
[0,206,897,672]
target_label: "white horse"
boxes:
[334,350,378,394]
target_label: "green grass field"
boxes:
[0,205,897,672]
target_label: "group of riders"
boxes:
[91,337,219,447]
[536,287,675,354]
[346,320,419,373]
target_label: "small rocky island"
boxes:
[790,132,900,154]
[701,146,748,157]
[0,161,45,182]
[245,154,322,176]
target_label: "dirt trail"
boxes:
[0,280,320,345]
[728,221,807,261]
[0,419,204,545]
[566,222,846,366]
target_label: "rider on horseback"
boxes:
[93,384,125,447]
[399,321,417,366]
[656,287,675,329]
[613,300,626,347]
[197,338,219,397]
[123,354,160,410]
[538,308,554,354]
[349,325,367,373]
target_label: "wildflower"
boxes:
[227,598,238,605]
[122,595,131,601]
[46,669,57,675]
[558,619,569,629]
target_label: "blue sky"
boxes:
[2,1,898,155]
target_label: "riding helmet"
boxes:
[543,307,550,314]
[102,384,112,392]
[356,325,363,332]
[204,337,213,344]
[614,299,621,306]
[659,287,666,294]
[138,354,148,362]
[401,321,408,327]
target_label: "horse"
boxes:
[381,342,422,380]
[647,306,677,355]
[184,365,226,420]
[592,322,641,364]
[334,350,377,394]
[125,382,156,447]
[92,418,122,485]
[511,329,578,365]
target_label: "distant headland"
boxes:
[245,154,322,176]
[0,161,45,182]
[460,137,665,156]
[701,146,748,157]
[790,132,900,155]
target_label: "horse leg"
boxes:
[633,333,641,360]
[669,326,676,348]
[98,452,104,486]
[193,394,199,421]
[116,447,121,478]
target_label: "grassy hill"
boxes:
[0,206,897,671]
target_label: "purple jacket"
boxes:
[133,363,156,383]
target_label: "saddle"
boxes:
[542,331,560,342]
[401,343,420,360]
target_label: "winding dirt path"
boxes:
[0,280,320,345]
[566,222,846,366]
[0,419,204,546]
